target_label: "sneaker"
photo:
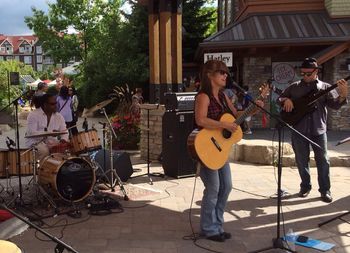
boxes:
[244,130,252,134]
[221,232,232,239]
[298,189,311,198]
[321,192,333,203]
[207,234,225,242]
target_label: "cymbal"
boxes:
[25,131,68,138]
[81,98,116,118]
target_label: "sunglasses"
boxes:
[300,70,316,77]
[216,70,228,75]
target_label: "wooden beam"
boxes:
[171,0,182,85]
[313,42,350,64]
[235,0,324,22]
[159,0,172,84]
[148,0,160,85]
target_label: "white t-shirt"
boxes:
[25,108,68,148]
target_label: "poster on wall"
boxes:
[270,62,301,127]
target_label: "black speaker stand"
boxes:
[131,104,164,185]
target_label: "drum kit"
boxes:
[0,98,128,209]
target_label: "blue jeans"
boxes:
[199,162,232,237]
[291,132,330,194]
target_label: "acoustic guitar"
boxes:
[280,76,350,126]
[187,84,270,170]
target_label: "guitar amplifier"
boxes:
[164,92,197,111]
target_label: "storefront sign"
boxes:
[204,52,233,67]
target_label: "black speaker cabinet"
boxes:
[162,111,196,178]
[92,149,133,182]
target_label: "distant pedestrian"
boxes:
[57,86,73,131]
[69,87,79,135]
[130,88,143,119]
[31,82,48,108]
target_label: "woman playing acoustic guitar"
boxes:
[194,60,265,242]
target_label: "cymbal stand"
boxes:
[99,108,129,201]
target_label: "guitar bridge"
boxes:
[211,137,222,152]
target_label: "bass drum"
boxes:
[39,153,95,202]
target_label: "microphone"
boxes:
[82,118,88,132]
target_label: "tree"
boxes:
[0,60,36,109]
[182,0,216,62]
[80,0,149,107]
[25,0,123,65]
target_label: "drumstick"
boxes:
[20,148,32,156]
[66,125,77,130]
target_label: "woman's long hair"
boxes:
[59,86,69,100]
[199,60,229,97]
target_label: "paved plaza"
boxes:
[0,116,349,253]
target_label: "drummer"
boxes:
[25,93,69,160]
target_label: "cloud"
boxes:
[0,0,53,35]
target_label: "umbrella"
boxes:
[27,78,42,88]
[62,62,81,75]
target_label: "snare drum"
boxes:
[6,149,33,176]
[71,130,101,154]
[39,153,95,202]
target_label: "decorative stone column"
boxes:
[139,104,165,161]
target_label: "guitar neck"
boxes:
[235,94,262,125]
[308,75,350,105]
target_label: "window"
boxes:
[19,47,24,53]
[6,56,13,60]
[0,47,5,52]
[24,56,32,64]
[0,56,4,61]
[15,56,20,61]
[37,64,43,71]
[25,45,32,53]
[36,55,42,63]
[36,46,42,54]
[6,46,13,53]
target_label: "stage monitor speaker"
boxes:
[162,111,196,178]
[93,149,133,182]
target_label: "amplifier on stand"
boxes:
[164,92,197,112]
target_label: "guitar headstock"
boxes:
[259,82,271,98]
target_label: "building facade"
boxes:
[0,34,78,72]
[199,0,350,130]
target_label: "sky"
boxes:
[0,0,53,35]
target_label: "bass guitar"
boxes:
[280,76,350,126]
[187,84,270,170]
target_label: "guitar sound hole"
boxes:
[222,129,232,139]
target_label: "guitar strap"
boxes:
[220,91,234,116]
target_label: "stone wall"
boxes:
[139,104,165,161]
[325,51,350,130]
[243,57,272,128]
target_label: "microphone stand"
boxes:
[0,91,29,205]
[0,203,79,253]
[231,83,322,253]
